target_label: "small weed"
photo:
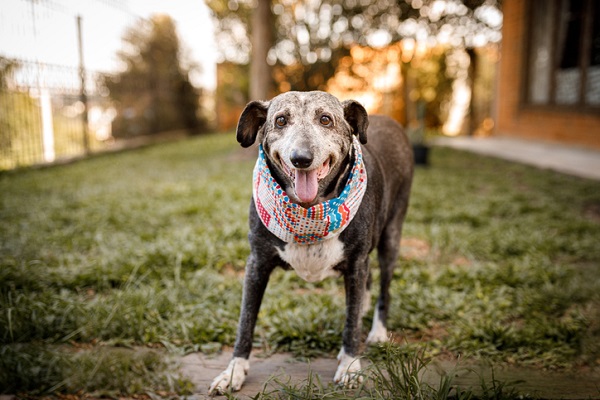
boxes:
[476,368,524,400]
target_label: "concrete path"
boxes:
[180,350,600,399]
[434,136,600,181]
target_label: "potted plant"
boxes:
[408,101,430,166]
[411,135,429,166]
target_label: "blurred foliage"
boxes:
[216,62,250,130]
[274,47,351,92]
[0,58,39,168]
[207,0,502,129]
[101,15,206,138]
[208,0,501,73]
[0,91,43,170]
[205,0,253,64]
[405,48,454,128]
[207,0,502,66]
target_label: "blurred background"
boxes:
[1,0,598,170]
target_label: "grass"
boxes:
[0,344,192,395]
[1,132,599,396]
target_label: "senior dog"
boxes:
[210,91,413,393]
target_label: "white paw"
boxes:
[334,349,363,388]
[366,308,389,344]
[208,357,249,395]
[366,321,388,344]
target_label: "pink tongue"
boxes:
[295,169,319,203]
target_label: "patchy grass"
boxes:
[1,133,599,395]
[0,344,192,395]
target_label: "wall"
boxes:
[496,0,600,149]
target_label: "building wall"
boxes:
[496,0,600,149]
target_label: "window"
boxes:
[525,0,600,108]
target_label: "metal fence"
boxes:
[0,0,147,171]
[0,58,114,170]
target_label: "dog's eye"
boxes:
[275,116,287,127]
[319,115,332,126]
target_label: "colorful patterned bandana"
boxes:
[253,137,367,245]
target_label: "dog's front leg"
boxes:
[209,255,272,394]
[334,260,368,388]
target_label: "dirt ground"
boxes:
[181,350,600,399]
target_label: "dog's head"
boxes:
[237,91,368,206]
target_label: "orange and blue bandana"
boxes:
[252,137,367,245]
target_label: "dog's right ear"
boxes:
[236,100,269,148]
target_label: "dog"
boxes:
[209,91,413,393]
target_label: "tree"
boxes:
[406,48,454,128]
[208,0,502,130]
[208,0,501,79]
[103,15,205,138]
[250,0,274,100]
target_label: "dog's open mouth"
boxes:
[280,157,331,204]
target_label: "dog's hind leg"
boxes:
[335,256,369,388]
[367,201,409,344]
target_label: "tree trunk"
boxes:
[250,0,273,101]
[401,62,410,127]
[466,47,478,136]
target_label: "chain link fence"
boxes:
[0,58,117,170]
[0,1,198,171]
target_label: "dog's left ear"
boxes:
[342,100,369,144]
[237,100,269,148]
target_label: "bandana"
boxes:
[252,137,367,245]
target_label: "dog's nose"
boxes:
[290,149,314,169]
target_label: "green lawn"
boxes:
[1,133,599,396]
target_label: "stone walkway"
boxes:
[181,350,600,399]
[434,136,600,181]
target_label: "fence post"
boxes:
[77,15,90,155]
[40,84,56,163]
[30,0,55,163]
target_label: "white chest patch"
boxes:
[277,238,345,283]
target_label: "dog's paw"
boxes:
[366,329,389,344]
[334,349,363,388]
[366,309,389,344]
[366,320,388,344]
[208,357,249,395]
